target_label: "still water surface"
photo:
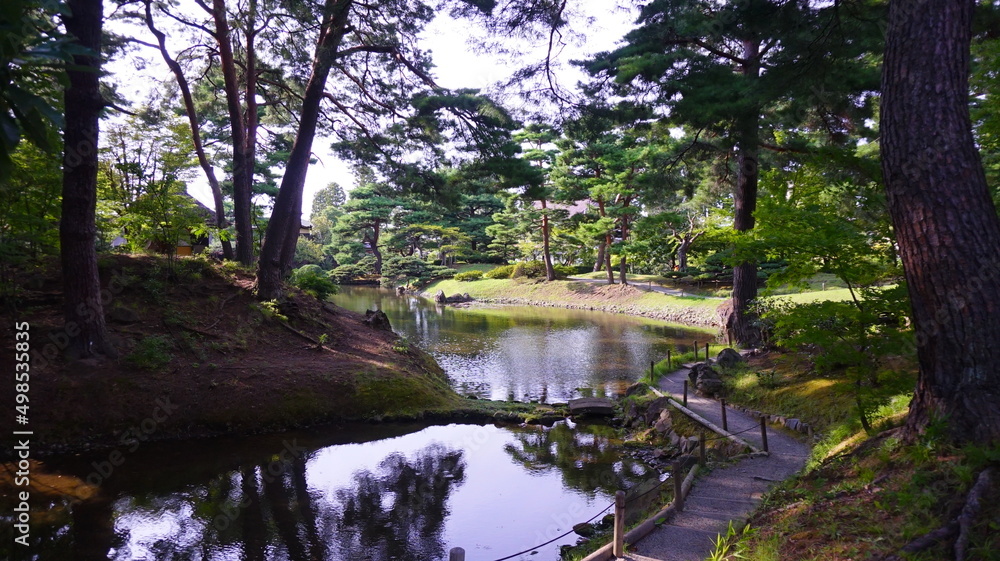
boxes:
[330,286,710,402]
[9,287,711,560]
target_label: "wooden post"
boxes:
[650,360,655,384]
[449,547,465,561]
[673,461,684,511]
[693,341,699,360]
[613,490,626,558]
[721,399,728,432]
[683,380,688,406]
[667,349,672,369]
[699,431,706,465]
[760,416,769,453]
[705,343,710,362]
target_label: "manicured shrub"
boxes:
[454,270,484,281]
[484,264,515,279]
[291,265,338,300]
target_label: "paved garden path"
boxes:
[625,365,811,561]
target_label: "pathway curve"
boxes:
[625,365,811,561]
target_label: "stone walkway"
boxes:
[624,365,811,561]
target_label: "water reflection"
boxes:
[3,423,652,561]
[330,287,710,402]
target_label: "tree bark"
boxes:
[256,0,354,300]
[730,38,762,348]
[144,0,233,260]
[540,199,556,281]
[881,0,1000,444]
[593,239,606,272]
[60,0,116,358]
[596,197,614,284]
[211,0,254,265]
[618,211,629,286]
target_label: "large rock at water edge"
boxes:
[434,290,447,303]
[716,348,746,369]
[569,397,615,417]
[364,309,392,331]
[644,396,672,425]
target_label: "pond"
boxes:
[7,421,658,561]
[8,285,714,560]
[329,286,712,403]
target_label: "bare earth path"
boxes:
[626,365,811,561]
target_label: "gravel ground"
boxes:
[624,366,811,561]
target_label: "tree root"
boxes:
[955,467,994,561]
[883,466,995,561]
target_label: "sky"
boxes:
[120,2,638,219]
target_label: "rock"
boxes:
[569,397,615,417]
[653,409,673,434]
[716,347,746,368]
[644,396,672,425]
[396,286,406,295]
[364,309,392,331]
[652,448,669,459]
[688,362,716,385]
[624,382,650,397]
[694,365,724,396]
[785,418,801,431]
[434,290,447,303]
[572,522,595,538]
[538,414,564,427]
[493,410,523,424]
[624,400,641,425]
[107,306,140,324]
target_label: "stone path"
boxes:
[624,365,811,561]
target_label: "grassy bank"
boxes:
[696,351,1000,560]
[424,276,721,329]
[0,255,554,455]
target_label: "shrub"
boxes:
[484,264,515,279]
[454,270,484,281]
[329,263,368,284]
[290,265,338,300]
[553,265,577,278]
[511,260,547,278]
[380,255,455,287]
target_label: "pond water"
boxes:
[7,421,657,561]
[8,285,714,560]
[329,286,711,402]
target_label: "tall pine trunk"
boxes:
[212,0,254,265]
[593,240,606,272]
[60,0,116,358]
[256,0,353,300]
[729,38,762,348]
[882,0,1000,444]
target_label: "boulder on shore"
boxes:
[569,397,615,417]
[716,347,746,369]
[364,309,392,331]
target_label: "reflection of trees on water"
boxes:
[21,442,466,561]
[334,445,466,561]
[504,423,649,495]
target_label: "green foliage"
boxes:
[124,335,174,370]
[256,300,288,322]
[290,264,338,300]
[329,263,370,284]
[379,255,454,287]
[453,270,484,281]
[484,264,515,279]
[757,284,915,433]
[511,260,547,278]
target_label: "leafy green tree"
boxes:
[312,182,347,216]
[586,0,885,345]
[335,184,402,274]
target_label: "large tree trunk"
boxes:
[618,212,629,286]
[882,0,1000,444]
[729,38,762,348]
[60,0,116,359]
[212,0,254,265]
[144,1,233,260]
[256,0,353,300]
[597,198,614,284]
[540,199,556,281]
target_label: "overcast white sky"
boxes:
[139,2,638,218]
